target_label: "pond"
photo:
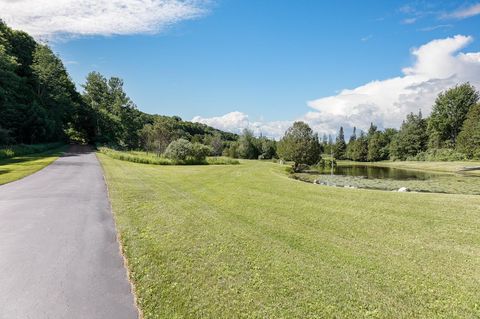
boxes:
[317,165,437,180]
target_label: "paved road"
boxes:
[0,146,138,319]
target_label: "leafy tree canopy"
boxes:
[277,121,321,171]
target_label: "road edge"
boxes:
[0,145,67,187]
[96,152,144,319]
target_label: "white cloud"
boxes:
[306,34,480,135]
[418,24,453,32]
[192,112,291,139]
[0,0,209,39]
[443,3,480,19]
[402,17,417,24]
[194,35,480,139]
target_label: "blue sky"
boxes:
[2,0,480,137]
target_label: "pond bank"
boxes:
[293,162,480,195]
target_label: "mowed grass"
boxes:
[98,155,480,318]
[0,146,66,185]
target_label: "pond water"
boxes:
[318,165,437,180]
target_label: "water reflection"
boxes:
[318,165,436,180]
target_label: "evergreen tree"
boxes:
[367,123,377,139]
[390,112,428,160]
[346,126,357,160]
[350,131,368,161]
[367,131,393,161]
[322,133,328,146]
[334,126,346,159]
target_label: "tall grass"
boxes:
[98,147,239,166]
[0,143,64,160]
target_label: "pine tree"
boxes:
[334,126,347,159]
[351,131,368,161]
[390,112,428,160]
[346,126,357,159]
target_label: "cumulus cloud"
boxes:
[306,34,480,135]
[194,35,480,139]
[0,0,209,39]
[192,112,291,139]
[443,3,480,19]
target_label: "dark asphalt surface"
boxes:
[0,146,138,319]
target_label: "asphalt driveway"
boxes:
[0,145,138,318]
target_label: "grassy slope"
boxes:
[98,155,480,319]
[0,146,66,185]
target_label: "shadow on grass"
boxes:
[0,146,67,166]
[0,168,11,175]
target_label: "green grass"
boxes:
[0,142,64,159]
[98,147,240,165]
[0,145,66,185]
[98,155,480,318]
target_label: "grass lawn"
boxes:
[0,146,66,185]
[98,155,480,318]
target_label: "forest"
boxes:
[1,20,479,164]
[322,82,480,162]
[0,21,238,154]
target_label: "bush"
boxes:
[191,143,212,161]
[0,143,64,160]
[407,148,468,161]
[164,139,192,161]
[164,139,212,163]
[98,147,173,165]
[206,157,240,165]
[98,147,239,166]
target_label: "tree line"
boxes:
[323,83,480,162]
[2,21,478,164]
[0,21,239,153]
[275,83,479,171]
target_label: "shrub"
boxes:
[98,147,239,166]
[191,143,212,161]
[0,143,64,160]
[206,157,240,165]
[407,148,468,161]
[164,139,193,161]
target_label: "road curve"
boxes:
[0,145,138,319]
